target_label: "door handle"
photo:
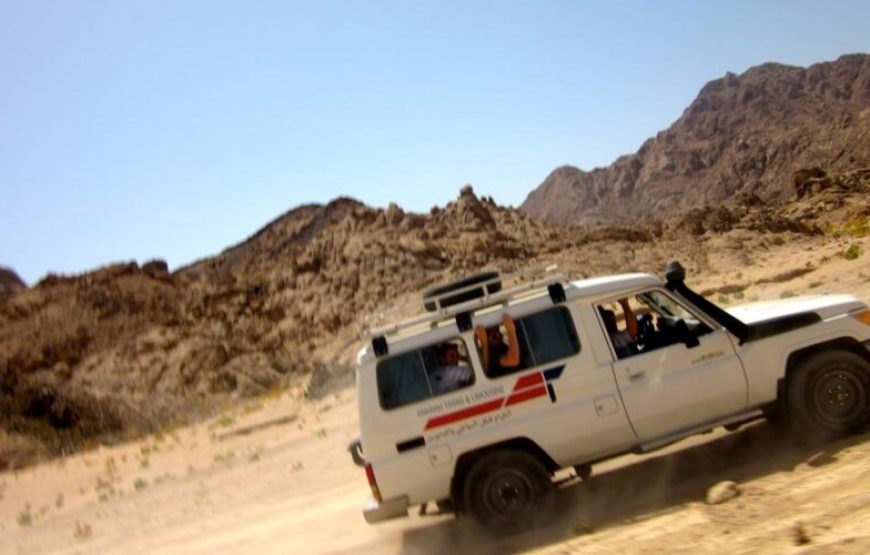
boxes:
[625,366,645,378]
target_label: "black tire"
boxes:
[462,449,554,530]
[787,350,870,441]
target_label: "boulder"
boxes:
[706,480,741,505]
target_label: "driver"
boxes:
[600,298,640,358]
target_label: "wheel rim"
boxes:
[810,366,867,427]
[482,469,535,518]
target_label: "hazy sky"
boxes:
[2,1,869,284]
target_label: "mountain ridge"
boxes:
[521,54,870,225]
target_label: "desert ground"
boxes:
[2,235,869,555]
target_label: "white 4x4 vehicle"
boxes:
[349,262,870,528]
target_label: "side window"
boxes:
[596,297,644,360]
[377,338,474,410]
[522,308,580,364]
[597,289,713,360]
[475,307,581,378]
[377,351,430,409]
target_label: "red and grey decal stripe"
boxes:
[423,364,565,431]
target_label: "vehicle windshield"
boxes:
[638,290,698,323]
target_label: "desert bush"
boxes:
[17,505,33,526]
[844,244,862,260]
[843,217,869,237]
[74,521,93,540]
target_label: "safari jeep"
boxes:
[348,262,870,528]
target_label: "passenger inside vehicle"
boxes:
[599,291,712,360]
[599,298,640,359]
[428,342,473,394]
[474,315,521,376]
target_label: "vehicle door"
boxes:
[471,304,638,464]
[598,289,749,441]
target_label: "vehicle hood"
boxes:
[726,294,866,324]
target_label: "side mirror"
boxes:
[676,319,700,349]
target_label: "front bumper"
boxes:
[363,495,409,524]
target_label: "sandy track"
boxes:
[0,389,387,555]
[5,382,870,554]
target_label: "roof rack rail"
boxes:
[365,264,568,340]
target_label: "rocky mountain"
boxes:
[522,54,870,225]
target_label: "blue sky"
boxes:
[2,1,869,284]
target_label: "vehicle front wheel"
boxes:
[787,350,870,441]
[462,449,554,530]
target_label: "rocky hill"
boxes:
[522,54,870,225]
[0,188,577,467]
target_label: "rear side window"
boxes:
[476,307,580,377]
[377,338,474,410]
[521,308,580,364]
[377,351,431,409]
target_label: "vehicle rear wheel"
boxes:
[462,450,554,530]
[787,350,870,441]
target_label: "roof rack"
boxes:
[365,265,569,340]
